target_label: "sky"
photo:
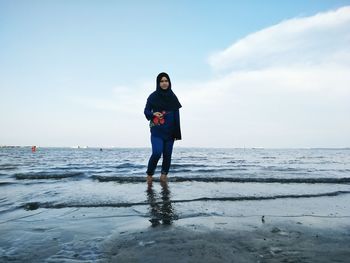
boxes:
[1,0,350,148]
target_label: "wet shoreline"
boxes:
[1,147,350,262]
[1,194,350,262]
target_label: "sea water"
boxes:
[1,147,350,261]
[1,147,350,214]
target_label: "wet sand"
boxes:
[106,217,350,263]
[1,199,350,263]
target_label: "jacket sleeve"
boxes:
[174,109,182,140]
[144,99,154,121]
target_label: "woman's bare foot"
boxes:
[147,175,153,186]
[160,173,168,182]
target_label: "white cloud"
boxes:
[67,6,350,147]
[66,83,153,115]
[182,6,350,147]
[208,6,350,73]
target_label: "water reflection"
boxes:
[146,180,177,226]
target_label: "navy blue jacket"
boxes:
[144,98,182,140]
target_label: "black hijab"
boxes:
[147,72,182,111]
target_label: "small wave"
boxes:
[170,168,248,173]
[170,163,208,168]
[316,169,350,172]
[14,172,85,180]
[227,159,246,163]
[21,190,350,210]
[21,201,151,210]
[262,166,301,172]
[115,163,145,169]
[182,156,208,160]
[195,168,248,173]
[298,156,327,159]
[234,164,261,167]
[0,197,8,204]
[0,164,18,170]
[92,175,350,184]
[171,168,194,173]
[50,166,85,170]
[0,182,16,186]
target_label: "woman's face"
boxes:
[159,76,169,90]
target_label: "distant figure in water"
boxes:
[31,146,36,152]
[99,148,103,151]
[144,72,182,185]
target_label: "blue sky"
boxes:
[1,0,350,147]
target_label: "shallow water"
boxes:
[1,147,350,262]
[1,147,350,214]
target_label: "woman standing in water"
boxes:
[144,72,182,184]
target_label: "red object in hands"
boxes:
[153,116,159,124]
[152,111,166,126]
[160,111,166,124]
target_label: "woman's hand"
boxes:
[153,112,163,118]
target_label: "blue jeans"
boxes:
[146,135,175,176]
